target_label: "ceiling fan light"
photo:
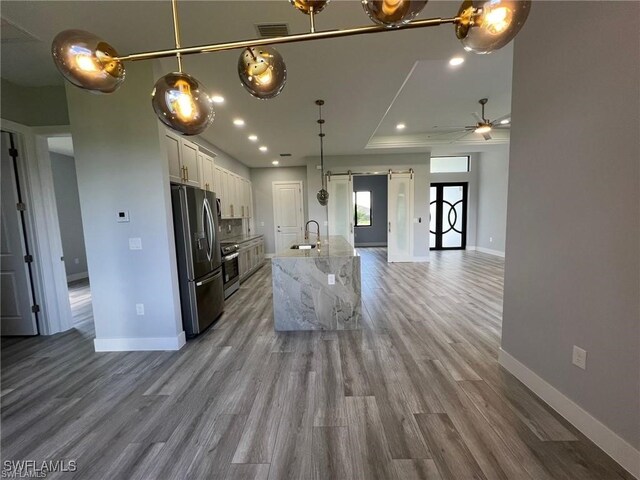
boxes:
[362,0,428,28]
[475,124,492,134]
[151,72,214,136]
[455,0,531,54]
[51,29,125,94]
[238,46,287,100]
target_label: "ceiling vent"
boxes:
[1,17,40,44]
[255,23,289,38]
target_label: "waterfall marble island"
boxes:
[271,236,362,331]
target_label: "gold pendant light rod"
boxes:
[170,0,183,72]
[309,6,316,33]
[115,15,459,62]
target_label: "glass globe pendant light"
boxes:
[51,29,125,94]
[362,0,428,28]
[151,0,214,135]
[455,0,531,54]
[289,0,330,15]
[238,46,287,100]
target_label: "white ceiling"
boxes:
[47,136,74,157]
[1,0,513,168]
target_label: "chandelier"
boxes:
[51,0,531,136]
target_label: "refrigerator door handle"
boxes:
[202,200,212,262]
[196,269,222,287]
[203,197,215,263]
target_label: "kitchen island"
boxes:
[272,235,361,331]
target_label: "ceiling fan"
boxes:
[428,98,510,141]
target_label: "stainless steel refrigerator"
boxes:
[171,185,224,336]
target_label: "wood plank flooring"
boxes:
[1,249,634,479]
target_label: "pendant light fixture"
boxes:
[150,0,214,135]
[52,0,531,136]
[362,0,428,28]
[238,46,287,100]
[316,100,329,207]
[51,29,125,93]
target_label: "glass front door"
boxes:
[429,183,468,250]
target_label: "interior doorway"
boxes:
[1,131,39,335]
[272,181,304,253]
[48,136,94,330]
[430,182,468,250]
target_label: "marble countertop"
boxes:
[220,234,263,245]
[273,235,358,259]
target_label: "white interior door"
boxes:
[273,181,304,253]
[327,176,354,245]
[388,172,414,262]
[1,132,38,335]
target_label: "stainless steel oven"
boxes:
[221,244,240,299]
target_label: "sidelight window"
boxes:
[353,191,372,227]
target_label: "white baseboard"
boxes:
[499,349,640,479]
[94,331,186,352]
[67,271,89,282]
[473,246,505,257]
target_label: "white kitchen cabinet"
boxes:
[165,131,201,187]
[200,152,215,192]
[238,236,265,283]
[213,165,223,199]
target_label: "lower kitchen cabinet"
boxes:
[238,236,265,282]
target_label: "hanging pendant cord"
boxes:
[317,100,326,188]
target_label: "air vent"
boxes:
[255,23,289,38]
[280,153,292,157]
[1,17,40,44]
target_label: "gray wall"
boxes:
[502,0,639,450]
[306,153,430,259]
[66,61,183,344]
[353,175,387,246]
[476,147,509,253]
[50,152,88,278]
[1,78,69,126]
[250,166,308,254]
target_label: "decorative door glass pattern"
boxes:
[430,183,468,250]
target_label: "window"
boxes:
[430,156,469,173]
[354,191,371,227]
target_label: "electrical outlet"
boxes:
[489,237,493,243]
[327,274,335,285]
[572,345,587,369]
[260,222,265,227]
[323,220,328,226]
[74,258,80,264]
[136,303,145,316]
[129,238,142,250]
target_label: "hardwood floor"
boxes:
[68,279,94,329]
[1,249,633,479]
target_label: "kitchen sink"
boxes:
[290,244,316,249]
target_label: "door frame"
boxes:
[1,119,74,335]
[272,180,304,252]
[430,182,468,251]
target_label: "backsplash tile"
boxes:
[220,219,243,240]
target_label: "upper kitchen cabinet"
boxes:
[165,131,201,188]
[199,151,215,192]
[213,165,253,219]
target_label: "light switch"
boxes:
[328,274,335,285]
[117,210,130,223]
[136,303,145,315]
[129,237,142,250]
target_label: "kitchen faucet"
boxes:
[305,220,320,246]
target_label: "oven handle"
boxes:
[223,252,239,261]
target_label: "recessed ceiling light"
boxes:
[396,123,406,130]
[500,119,510,124]
[272,160,279,165]
[211,95,225,104]
[233,118,245,126]
[449,56,464,66]
[259,146,268,152]
[248,134,258,141]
